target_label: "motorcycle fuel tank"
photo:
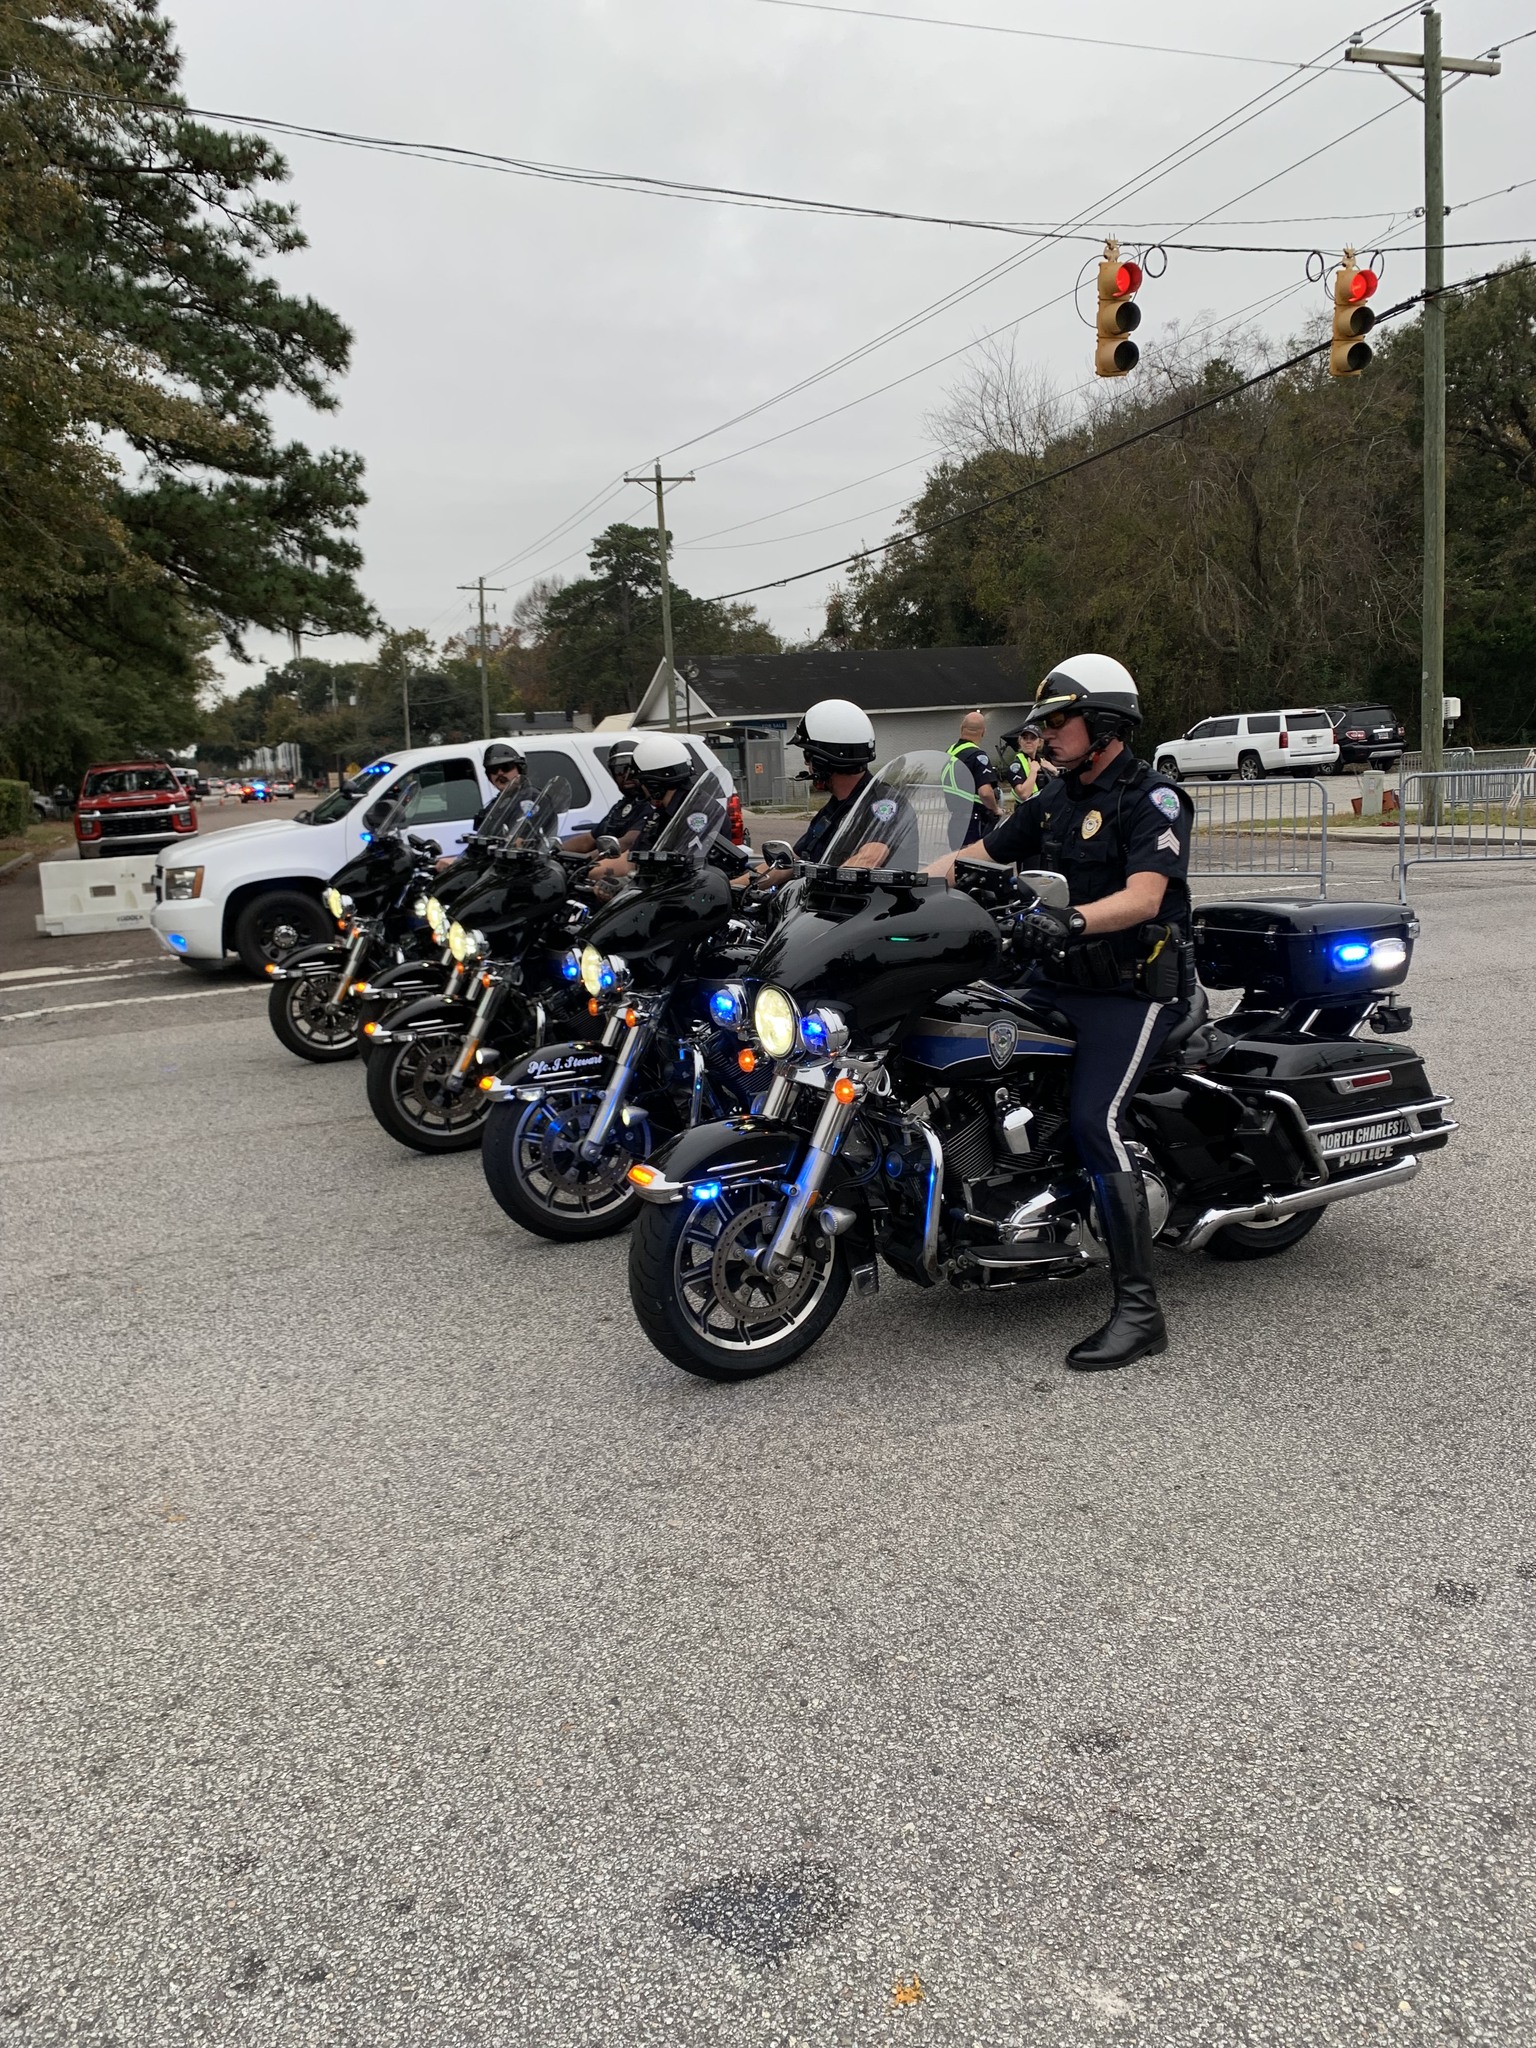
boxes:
[750,877,1001,1035]
[899,982,1075,1083]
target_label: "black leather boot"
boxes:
[1066,1171,1168,1371]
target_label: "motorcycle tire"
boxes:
[628,1183,849,1381]
[1205,1208,1322,1261]
[481,1089,642,1242]
[267,973,362,1063]
[365,1033,492,1153]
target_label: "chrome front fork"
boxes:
[449,976,503,1082]
[578,1015,653,1160]
[760,1080,859,1277]
[326,930,371,1010]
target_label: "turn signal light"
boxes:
[833,1077,858,1104]
[627,1164,658,1187]
[264,963,278,975]
[624,1006,639,1027]
[478,1074,497,1091]
[588,997,600,1016]
[363,1020,378,1036]
[737,1048,756,1073]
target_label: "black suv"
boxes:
[1324,703,1405,770]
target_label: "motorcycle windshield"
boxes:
[649,773,728,863]
[486,776,571,852]
[813,750,976,874]
[362,775,420,840]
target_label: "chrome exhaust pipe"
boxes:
[1177,1153,1421,1254]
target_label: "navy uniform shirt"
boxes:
[793,772,873,863]
[596,789,654,844]
[982,748,1193,964]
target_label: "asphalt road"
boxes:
[1,867,1533,2046]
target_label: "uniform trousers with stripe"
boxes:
[1040,987,1180,1177]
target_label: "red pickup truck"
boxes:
[75,760,199,860]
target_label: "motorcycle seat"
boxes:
[1159,985,1210,1058]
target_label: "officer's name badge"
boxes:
[1080,810,1103,839]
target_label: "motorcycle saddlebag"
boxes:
[1193,899,1414,1002]
[1207,1033,1440,1126]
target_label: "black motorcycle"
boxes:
[625,752,1456,1381]
[480,776,764,1240]
[362,780,588,1154]
[264,778,442,1063]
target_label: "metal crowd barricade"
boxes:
[1397,766,1536,900]
[1188,777,1330,898]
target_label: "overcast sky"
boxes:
[166,0,1535,689]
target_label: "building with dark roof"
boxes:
[622,646,1039,795]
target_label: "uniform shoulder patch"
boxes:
[1150,786,1182,821]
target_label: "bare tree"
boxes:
[926,336,1066,460]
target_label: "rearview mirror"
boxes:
[1015,869,1070,910]
[762,838,797,868]
[593,834,621,858]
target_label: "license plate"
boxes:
[1319,1115,1408,1167]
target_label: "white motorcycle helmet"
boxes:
[791,697,877,779]
[632,732,694,797]
[1023,654,1141,744]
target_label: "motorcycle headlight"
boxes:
[705,981,748,1028]
[322,886,345,920]
[448,922,483,962]
[580,945,628,996]
[754,985,798,1061]
[426,896,447,939]
[412,893,430,918]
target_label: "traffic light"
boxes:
[1096,240,1142,378]
[1330,251,1378,377]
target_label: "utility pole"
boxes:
[458,576,506,738]
[402,668,412,750]
[1346,15,1500,809]
[625,461,694,729]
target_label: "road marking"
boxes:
[0,958,148,983]
[0,967,182,995]
[0,986,266,1024]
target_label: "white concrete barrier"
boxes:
[35,855,158,935]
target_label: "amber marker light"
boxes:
[737,1048,756,1073]
[833,1077,858,1104]
[628,1164,658,1187]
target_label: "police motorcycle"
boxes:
[263,776,447,1063]
[478,774,767,1241]
[362,778,590,1154]
[352,779,551,1055]
[624,751,1455,1381]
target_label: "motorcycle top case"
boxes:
[1192,899,1415,1001]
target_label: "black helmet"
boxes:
[632,733,693,796]
[484,742,525,773]
[791,697,877,778]
[1023,654,1141,744]
[608,738,641,780]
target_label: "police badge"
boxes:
[1081,809,1103,839]
[988,1018,1018,1069]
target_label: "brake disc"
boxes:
[709,1199,822,1322]
[528,1097,628,1196]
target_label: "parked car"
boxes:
[74,760,198,860]
[1324,703,1406,770]
[1153,708,1341,782]
[150,730,742,973]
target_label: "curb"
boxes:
[0,851,34,881]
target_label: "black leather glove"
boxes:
[1014,904,1086,960]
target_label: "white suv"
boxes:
[151,731,738,972]
[1153,708,1340,782]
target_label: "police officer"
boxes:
[929,654,1194,1372]
[999,724,1058,804]
[587,733,695,893]
[434,741,525,871]
[561,738,653,855]
[943,712,1003,843]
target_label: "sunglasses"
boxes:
[489,765,518,780]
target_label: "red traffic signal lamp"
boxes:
[1330,251,1378,377]
[1095,240,1142,378]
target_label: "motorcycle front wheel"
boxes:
[629,1181,849,1381]
[365,1035,492,1153]
[482,1084,643,1241]
[267,973,362,1062]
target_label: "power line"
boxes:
[744,0,1335,70]
[694,260,1535,605]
